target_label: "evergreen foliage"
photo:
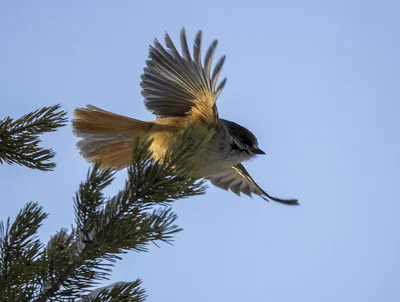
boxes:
[0,105,212,301]
[0,104,68,171]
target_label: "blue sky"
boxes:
[1,1,399,301]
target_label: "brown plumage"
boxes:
[72,105,187,169]
[72,28,225,171]
[71,28,298,205]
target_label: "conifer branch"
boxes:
[79,281,146,302]
[1,122,212,301]
[34,123,212,301]
[0,202,48,301]
[0,104,67,171]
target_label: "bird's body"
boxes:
[72,29,298,205]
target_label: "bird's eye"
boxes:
[231,141,253,156]
[244,146,252,155]
[231,142,241,151]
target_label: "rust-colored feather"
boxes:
[72,105,155,169]
[85,139,134,170]
[72,105,153,137]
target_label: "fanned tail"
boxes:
[72,105,153,169]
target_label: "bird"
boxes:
[72,28,298,206]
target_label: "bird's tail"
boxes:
[72,105,154,170]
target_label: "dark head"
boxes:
[221,119,265,156]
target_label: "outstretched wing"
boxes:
[140,28,227,126]
[208,164,299,205]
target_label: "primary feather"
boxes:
[208,164,299,205]
[140,28,226,125]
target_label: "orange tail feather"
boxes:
[72,105,153,169]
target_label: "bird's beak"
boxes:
[252,148,266,155]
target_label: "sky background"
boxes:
[1,1,399,301]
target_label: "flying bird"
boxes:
[72,28,298,205]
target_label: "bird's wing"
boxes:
[208,164,299,205]
[140,28,227,126]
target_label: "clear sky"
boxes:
[1,1,399,301]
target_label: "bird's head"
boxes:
[221,119,265,158]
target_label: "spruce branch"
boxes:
[0,121,212,301]
[0,104,67,171]
[79,281,146,302]
[127,122,214,206]
[34,122,212,301]
[0,202,48,301]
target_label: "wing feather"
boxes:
[140,28,227,125]
[208,164,299,205]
